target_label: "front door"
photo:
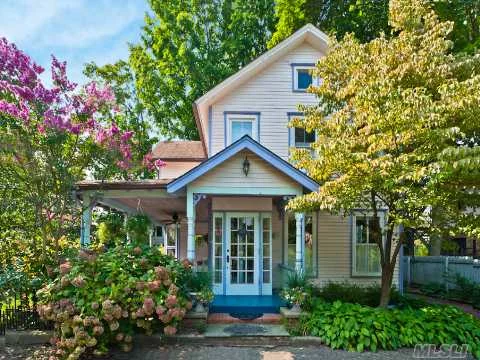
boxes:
[226,213,259,295]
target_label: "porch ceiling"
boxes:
[100,196,186,224]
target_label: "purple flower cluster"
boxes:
[0,37,146,171]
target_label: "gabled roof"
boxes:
[167,135,319,193]
[152,141,206,161]
[193,24,330,153]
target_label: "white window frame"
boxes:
[164,223,179,258]
[292,65,320,92]
[351,212,385,277]
[226,113,258,145]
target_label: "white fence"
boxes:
[402,256,480,288]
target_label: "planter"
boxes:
[290,304,301,313]
[194,302,206,313]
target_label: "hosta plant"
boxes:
[37,245,193,359]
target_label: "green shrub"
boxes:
[296,300,480,358]
[95,212,125,248]
[185,271,211,292]
[421,281,446,297]
[125,214,152,244]
[37,245,193,359]
[448,273,480,308]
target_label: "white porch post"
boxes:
[186,190,196,262]
[295,212,304,272]
[80,195,92,247]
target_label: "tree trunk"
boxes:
[429,234,442,256]
[379,263,394,308]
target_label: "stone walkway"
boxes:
[4,343,475,360]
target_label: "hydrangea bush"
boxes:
[37,245,193,359]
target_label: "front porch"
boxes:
[75,136,320,298]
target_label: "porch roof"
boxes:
[75,179,172,191]
[167,135,320,193]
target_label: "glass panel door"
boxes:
[226,213,259,295]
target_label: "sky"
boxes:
[0,0,149,85]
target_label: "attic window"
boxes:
[292,64,317,92]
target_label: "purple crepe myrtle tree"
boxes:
[0,38,164,263]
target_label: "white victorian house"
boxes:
[76,25,399,301]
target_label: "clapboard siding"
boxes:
[190,150,301,191]
[210,43,324,159]
[315,211,399,287]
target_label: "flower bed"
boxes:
[37,245,193,359]
[290,299,480,358]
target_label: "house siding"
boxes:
[189,150,302,193]
[210,43,324,159]
[315,211,399,287]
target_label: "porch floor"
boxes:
[209,295,286,314]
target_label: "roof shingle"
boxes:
[152,141,206,161]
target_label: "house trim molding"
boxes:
[167,135,319,193]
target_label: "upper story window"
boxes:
[288,113,316,149]
[294,127,316,148]
[225,112,259,146]
[292,64,318,92]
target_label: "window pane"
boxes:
[214,271,222,283]
[297,69,313,89]
[368,217,381,244]
[231,120,253,142]
[368,245,381,273]
[294,127,315,146]
[356,218,368,244]
[356,244,367,273]
[305,130,315,143]
[295,127,305,143]
[263,271,270,283]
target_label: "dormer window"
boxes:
[292,64,318,92]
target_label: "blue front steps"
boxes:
[209,295,286,314]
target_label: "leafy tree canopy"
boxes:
[288,0,480,306]
[129,0,276,140]
[269,0,480,54]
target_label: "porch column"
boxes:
[186,190,196,262]
[80,195,92,247]
[295,212,304,272]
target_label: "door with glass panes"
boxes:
[211,212,272,295]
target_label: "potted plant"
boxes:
[280,271,310,312]
[194,287,214,313]
[281,287,306,312]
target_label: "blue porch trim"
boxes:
[167,135,319,193]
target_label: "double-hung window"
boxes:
[225,113,259,145]
[352,213,383,276]
[288,113,316,149]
